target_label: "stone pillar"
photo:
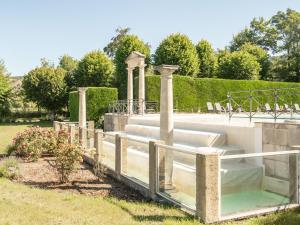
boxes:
[78,87,87,128]
[79,127,87,148]
[149,141,158,199]
[94,129,103,163]
[68,124,75,144]
[154,65,178,190]
[127,67,134,114]
[289,154,298,203]
[196,153,220,223]
[53,121,60,132]
[115,134,128,179]
[138,63,146,114]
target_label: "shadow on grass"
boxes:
[105,197,198,224]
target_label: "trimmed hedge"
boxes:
[69,87,118,122]
[141,75,300,112]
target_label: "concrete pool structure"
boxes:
[55,52,300,223]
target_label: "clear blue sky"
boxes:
[1,0,299,76]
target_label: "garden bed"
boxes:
[14,157,144,201]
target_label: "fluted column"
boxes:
[127,67,134,114]
[138,63,146,114]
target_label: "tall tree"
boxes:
[270,9,300,81]
[0,60,11,116]
[154,33,199,76]
[240,43,271,80]
[104,27,131,58]
[230,17,278,52]
[74,50,114,87]
[58,55,78,90]
[195,40,217,77]
[114,35,150,99]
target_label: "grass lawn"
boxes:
[0,178,300,225]
[0,121,52,154]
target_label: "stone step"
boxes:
[125,124,226,147]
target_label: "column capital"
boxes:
[78,87,88,93]
[154,64,179,76]
[127,67,135,72]
[138,63,147,69]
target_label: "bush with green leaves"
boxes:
[0,157,19,179]
[154,33,199,76]
[54,129,82,183]
[195,40,218,77]
[74,50,114,87]
[11,127,57,161]
[69,87,118,123]
[114,35,150,99]
[218,51,261,80]
[22,66,68,113]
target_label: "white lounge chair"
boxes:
[265,103,272,113]
[215,102,225,113]
[206,102,214,112]
[226,103,233,112]
[284,104,291,112]
[275,103,282,112]
[294,103,300,112]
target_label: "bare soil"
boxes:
[16,157,145,201]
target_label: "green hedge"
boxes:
[142,75,300,112]
[69,87,118,122]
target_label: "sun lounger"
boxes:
[207,102,214,112]
[215,102,225,113]
[265,103,272,113]
[294,103,300,112]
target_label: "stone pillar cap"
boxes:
[154,64,179,74]
[78,87,88,91]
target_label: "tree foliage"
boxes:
[58,55,78,90]
[114,35,150,99]
[103,27,131,58]
[154,33,199,76]
[22,66,68,113]
[0,60,11,116]
[218,51,261,80]
[240,43,271,80]
[195,40,217,77]
[74,50,114,87]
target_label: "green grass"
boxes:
[0,121,52,154]
[0,178,300,225]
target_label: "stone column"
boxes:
[138,63,146,114]
[78,87,87,128]
[68,124,75,144]
[154,64,179,190]
[115,134,128,179]
[127,67,134,114]
[196,153,220,223]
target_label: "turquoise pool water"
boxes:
[221,190,290,216]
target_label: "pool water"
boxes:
[221,190,290,216]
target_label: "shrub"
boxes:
[142,75,300,112]
[154,33,199,76]
[0,157,19,179]
[54,129,82,183]
[74,50,114,87]
[11,127,57,161]
[0,60,11,116]
[218,51,261,80]
[69,87,118,122]
[114,35,150,99]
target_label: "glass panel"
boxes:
[101,133,116,170]
[221,154,298,216]
[122,138,149,186]
[158,146,196,210]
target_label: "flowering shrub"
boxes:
[54,130,82,182]
[12,126,57,161]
